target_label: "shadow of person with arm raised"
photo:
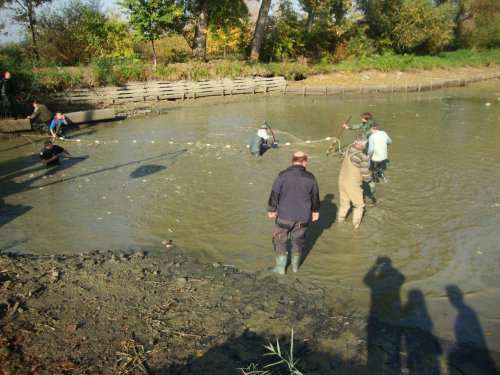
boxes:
[363,256,405,375]
[401,289,442,375]
[446,285,499,375]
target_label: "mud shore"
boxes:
[0,250,365,374]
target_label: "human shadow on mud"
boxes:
[446,285,499,375]
[401,289,442,375]
[363,256,405,375]
[153,330,354,375]
[301,193,337,266]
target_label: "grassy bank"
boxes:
[4,49,500,95]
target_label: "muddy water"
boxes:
[1,81,499,360]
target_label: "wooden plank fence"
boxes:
[284,72,500,96]
[49,76,287,105]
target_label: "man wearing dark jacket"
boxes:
[0,71,17,118]
[267,151,320,275]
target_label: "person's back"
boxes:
[29,102,53,123]
[370,129,392,162]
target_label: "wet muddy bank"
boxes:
[0,250,365,374]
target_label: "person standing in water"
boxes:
[249,123,277,157]
[343,112,374,139]
[338,135,376,229]
[267,151,320,275]
[368,122,392,182]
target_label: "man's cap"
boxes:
[260,124,268,129]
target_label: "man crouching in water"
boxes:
[249,123,277,157]
[40,140,73,167]
[267,151,320,275]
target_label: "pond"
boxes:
[1,81,499,365]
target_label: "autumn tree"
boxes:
[393,0,455,54]
[180,0,248,62]
[36,0,133,65]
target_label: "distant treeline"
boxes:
[0,0,499,95]
[1,0,499,66]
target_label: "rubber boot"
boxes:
[291,255,301,273]
[271,255,287,275]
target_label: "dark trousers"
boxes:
[371,160,387,182]
[272,217,307,256]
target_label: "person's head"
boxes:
[361,112,372,123]
[353,135,368,150]
[292,151,308,166]
[44,140,53,149]
[32,100,38,108]
[260,124,268,130]
[3,71,11,79]
[370,122,379,132]
[55,112,64,119]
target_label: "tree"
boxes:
[299,0,356,59]
[250,0,272,61]
[260,0,303,62]
[357,0,403,51]
[120,0,183,68]
[451,0,500,48]
[393,0,455,54]
[7,0,55,60]
[181,0,249,62]
[36,0,133,65]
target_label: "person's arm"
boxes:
[41,155,57,164]
[28,107,40,120]
[62,149,73,158]
[348,122,365,130]
[267,176,282,217]
[49,120,57,138]
[386,133,392,145]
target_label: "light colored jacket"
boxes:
[368,130,392,162]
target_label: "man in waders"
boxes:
[267,151,320,275]
[368,122,392,182]
[343,112,374,139]
[249,124,276,157]
[338,135,376,230]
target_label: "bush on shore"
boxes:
[0,49,499,95]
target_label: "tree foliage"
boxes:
[260,0,304,62]
[180,0,248,61]
[120,0,184,67]
[9,0,55,60]
[456,0,500,48]
[393,0,455,54]
[36,0,133,65]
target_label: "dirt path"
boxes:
[286,65,500,87]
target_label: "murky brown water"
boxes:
[1,81,499,362]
